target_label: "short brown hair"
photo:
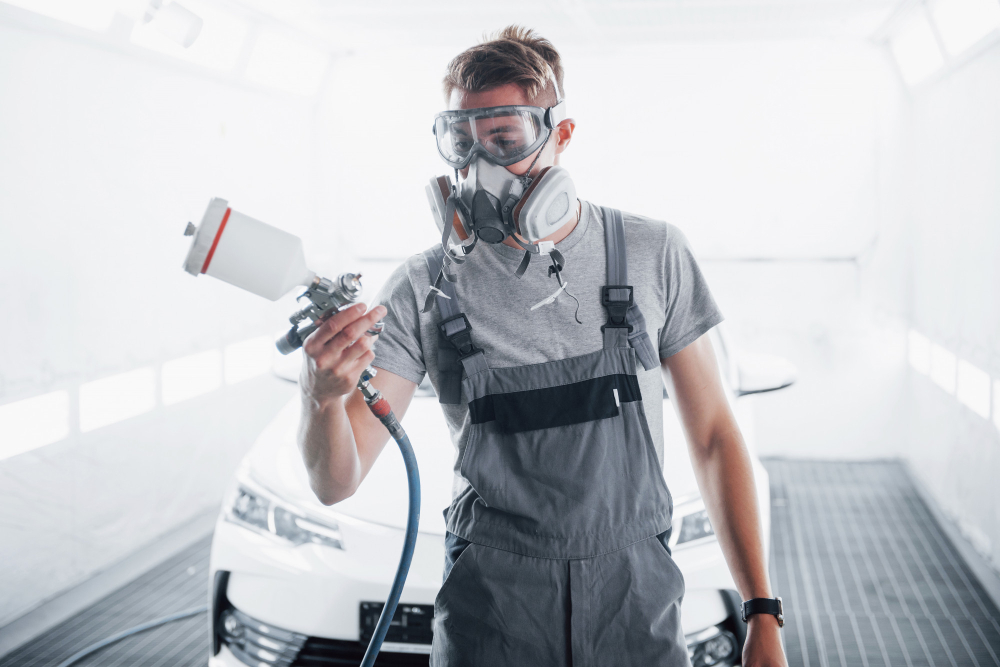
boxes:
[443,25,564,106]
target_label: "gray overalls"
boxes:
[423,208,690,667]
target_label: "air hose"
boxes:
[358,367,421,667]
[54,605,208,667]
[54,368,418,667]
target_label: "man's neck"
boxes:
[501,199,582,251]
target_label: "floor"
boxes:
[767,459,1000,667]
[2,459,999,667]
[0,537,212,667]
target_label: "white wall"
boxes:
[564,40,911,459]
[0,18,312,625]
[5,9,995,628]
[311,24,1000,593]
[896,42,1000,571]
[322,39,912,459]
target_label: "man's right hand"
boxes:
[296,301,417,505]
[300,303,387,406]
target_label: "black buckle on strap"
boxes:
[601,285,634,332]
[439,313,479,358]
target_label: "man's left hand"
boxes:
[742,614,788,667]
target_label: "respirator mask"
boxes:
[424,93,582,320]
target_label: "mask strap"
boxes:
[522,131,551,183]
[507,130,553,280]
[514,251,531,278]
[438,178,480,282]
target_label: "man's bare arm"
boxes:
[297,302,418,505]
[662,333,787,666]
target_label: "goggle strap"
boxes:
[545,100,568,129]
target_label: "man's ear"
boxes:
[553,118,576,155]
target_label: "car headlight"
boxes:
[227,483,345,550]
[672,496,716,548]
[686,625,738,666]
[678,508,715,545]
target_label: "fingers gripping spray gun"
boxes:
[182,198,419,667]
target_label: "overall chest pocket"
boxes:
[468,373,640,434]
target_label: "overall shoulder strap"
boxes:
[600,207,661,371]
[422,248,488,404]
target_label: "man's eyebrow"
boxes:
[484,124,518,135]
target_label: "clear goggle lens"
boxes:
[434,107,546,168]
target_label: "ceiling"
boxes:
[226,0,912,52]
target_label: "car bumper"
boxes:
[208,644,243,667]
[210,509,743,650]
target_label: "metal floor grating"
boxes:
[0,536,212,667]
[2,461,999,666]
[764,458,1000,667]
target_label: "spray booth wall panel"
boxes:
[0,376,295,628]
[900,42,1000,574]
[0,24,314,625]
[564,40,911,462]
[324,40,893,263]
[703,260,910,460]
[321,40,910,461]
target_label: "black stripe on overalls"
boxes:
[421,206,661,406]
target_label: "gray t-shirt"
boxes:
[372,200,723,498]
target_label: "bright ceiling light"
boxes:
[929,343,957,394]
[0,391,69,461]
[144,1,202,48]
[932,0,1000,56]
[994,380,999,431]
[80,367,156,432]
[131,0,246,71]
[908,329,931,375]
[225,336,273,385]
[890,11,946,85]
[244,29,329,96]
[162,349,222,405]
[3,0,118,32]
[956,358,991,419]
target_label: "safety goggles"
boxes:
[433,101,567,169]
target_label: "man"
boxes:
[297,26,787,667]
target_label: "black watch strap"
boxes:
[741,597,784,627]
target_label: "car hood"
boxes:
[245,395,460,535]
[244,394,704,536]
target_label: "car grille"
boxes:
[360,603,434,645]
[218,604,431,667]
[220,602,734,666]
[292,637,429,666]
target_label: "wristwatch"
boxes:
[740,597,784,627]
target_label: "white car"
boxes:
[207,327,794,667]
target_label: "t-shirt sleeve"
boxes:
[370,261,426,385]
[658,224,725,358]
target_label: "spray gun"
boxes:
[275,273,384,355]
[182,197,418,667]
